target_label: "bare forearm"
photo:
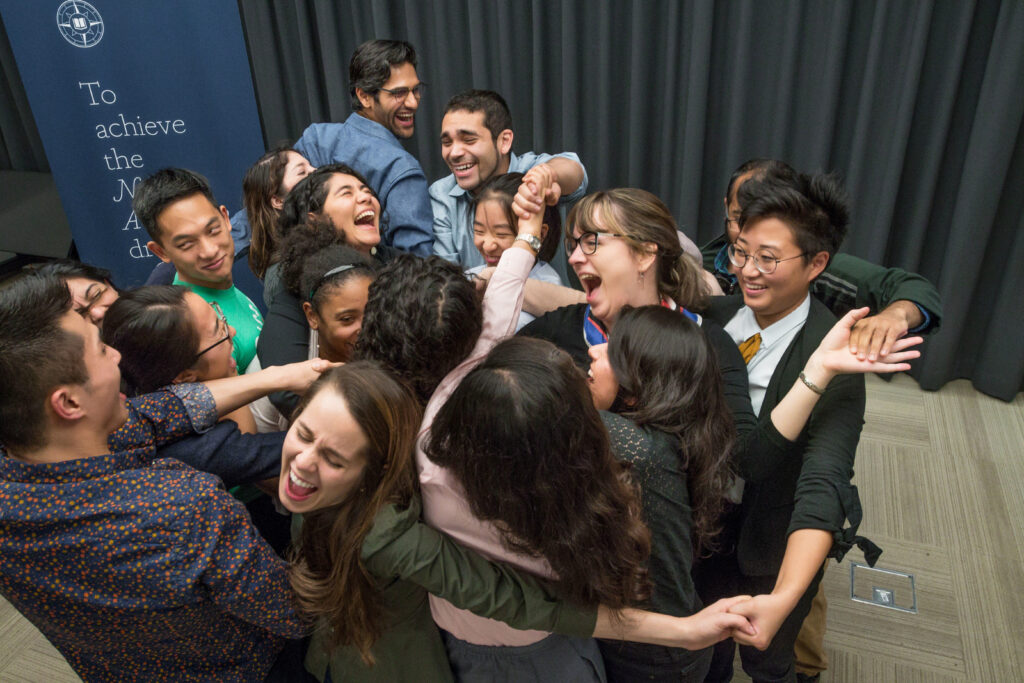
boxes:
[543,157,584,196]
[771,529,832,606]
[523,279,586,316]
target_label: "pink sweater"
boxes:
[417,247,554,645]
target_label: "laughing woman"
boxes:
[518,188,756,438]
[280,362,755,683]
[259,164,397,414]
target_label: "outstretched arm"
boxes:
[727,529,831,650]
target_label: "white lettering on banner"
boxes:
[78,79,189,260]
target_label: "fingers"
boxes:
[719,613,757,637]
[889,336,923,352]
[711,595,753,612]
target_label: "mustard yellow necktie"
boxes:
[739,333,761,364]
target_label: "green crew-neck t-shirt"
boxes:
[172,275,263,371]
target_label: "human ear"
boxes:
[497,129,514,156]
[635,241,658,275]
[270,195,284,211]
[540,223,550,242]
[808,251,830,280]
[355,87,375,111]
[302,301,319,330]
[173,368,199,384]
[148,240,171,263]
[48,386,86,422]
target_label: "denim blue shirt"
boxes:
[229,209,251,251]
[0,385,303,682]
[429,151,589,268]
[295,113,434,257]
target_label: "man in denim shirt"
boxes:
[294,39,434,257]
[431,89,589,268]
[0,275,313,681]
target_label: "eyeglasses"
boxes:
[727,243,806,275]
[564,231,620,256]
[378,83,426,101]
[194,302,232,360]
[723,216,740,232]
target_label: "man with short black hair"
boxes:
[294,39,434,257]
[431,88,588,267]
[135,167,264,371]
[702,171,875,683]
[0,275,307,681]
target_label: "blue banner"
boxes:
[0,0,264,286]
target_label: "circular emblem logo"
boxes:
[56,0,104,48]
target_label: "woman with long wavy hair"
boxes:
[243,145,315,285]
[283,362,755,682]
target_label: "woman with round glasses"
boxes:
[519,188,755,435]
[101,286,252,431]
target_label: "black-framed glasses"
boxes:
[564,231,620,256]
[727,243,806,275]
[723,215,740,232]
[194,301,231,360]
[378,83,426,101]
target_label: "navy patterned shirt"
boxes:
[0,385,304,682]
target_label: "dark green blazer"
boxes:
[707,295,868,577]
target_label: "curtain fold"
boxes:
[2,1,1021,399]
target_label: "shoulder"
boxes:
[704,294,744,326]
[429,174,459,199]
[530,262,564,285]
[519,303,586,339]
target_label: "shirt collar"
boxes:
[0,445,152,484]
[733,294,811,348]
[446,151,521,198]
[347,111,403,147]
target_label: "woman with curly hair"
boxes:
[264,163,396,307]
[283,362,753,682]
[250,230,376,427]
[358,168,702,679]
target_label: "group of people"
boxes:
[0,38,943,683]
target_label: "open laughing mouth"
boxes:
[284,469,317,502]
[354,210,377,229]
[578,273,602,301]
[452,161,476,178]
[395,110,415,127]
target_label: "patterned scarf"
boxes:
[582,299,700,347]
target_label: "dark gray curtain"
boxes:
[3,1,1022,400]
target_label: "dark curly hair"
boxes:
[277,164,378,240]
[424,336,651,609]
[608,306,735,554]
[277,228,375,303]
[355,255,481,404]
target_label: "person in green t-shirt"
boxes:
[134,167,263,370]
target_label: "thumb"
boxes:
[711,595,753,613]
[719,613,757,636]
[840,306,871,329]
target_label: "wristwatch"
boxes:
[514,233,542,253]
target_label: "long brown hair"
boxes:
[245,146,294,278]
[424,336,651,608]
[287,362,422,665]
[608,306,734,554]
[567,189,709,312]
